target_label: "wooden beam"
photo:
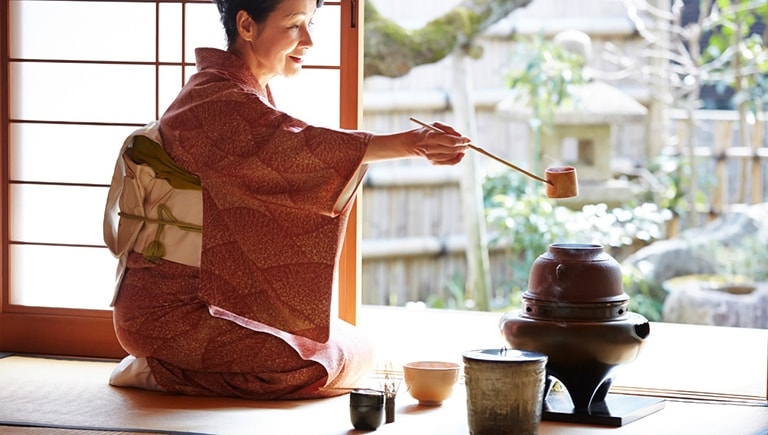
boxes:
[0,312,124,359]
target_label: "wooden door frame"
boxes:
[338,0,364,326]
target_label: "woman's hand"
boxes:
[364,121,471,165]
[410,121,470,166]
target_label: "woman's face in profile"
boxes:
[250,0,317,82]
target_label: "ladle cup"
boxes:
[545,166,578,199]
[409,117,579,199]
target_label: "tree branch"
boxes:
[363,0,534,78]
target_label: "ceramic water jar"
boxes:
[500,243,650,410]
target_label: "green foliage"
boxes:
[700,0,768,112]
[638,154,711,218]
[621,263,666,322]
[426,271,474,310]
[483,170,673,320]
[703,237,768,281]
[504,33,587,133]
[484,173,571,301]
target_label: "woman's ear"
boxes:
[235,10,257,43]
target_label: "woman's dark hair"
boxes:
[213,0,324,46]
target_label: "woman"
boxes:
[106,0,470,400]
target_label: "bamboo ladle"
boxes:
[409,117,579,199]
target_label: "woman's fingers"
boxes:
[430,152,466,165]
[431,121,462,136]
[423,146,467,165]
[421,123,470,144]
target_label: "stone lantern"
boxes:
[496,31,648,207]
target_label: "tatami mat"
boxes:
[1,307,767,434]
[3,354,768,435]
[0,352,493,435]
[0,427,161,435]
[0,355,359,435]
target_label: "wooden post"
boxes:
[712,119,732,217]
[684,109,698,228]
[751,120,764,204]
[647,0,672,159]
[452,49,492,311]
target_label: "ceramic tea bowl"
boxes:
[402,361,460,406]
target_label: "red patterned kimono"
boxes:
[111,48,374,399]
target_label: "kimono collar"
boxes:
[194,47,265,95]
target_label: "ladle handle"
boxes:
[408,117,553,186]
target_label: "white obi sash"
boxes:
[103,121,202,305]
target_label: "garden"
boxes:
[361,0,768,327]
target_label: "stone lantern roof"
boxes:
[496,80,648,125]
